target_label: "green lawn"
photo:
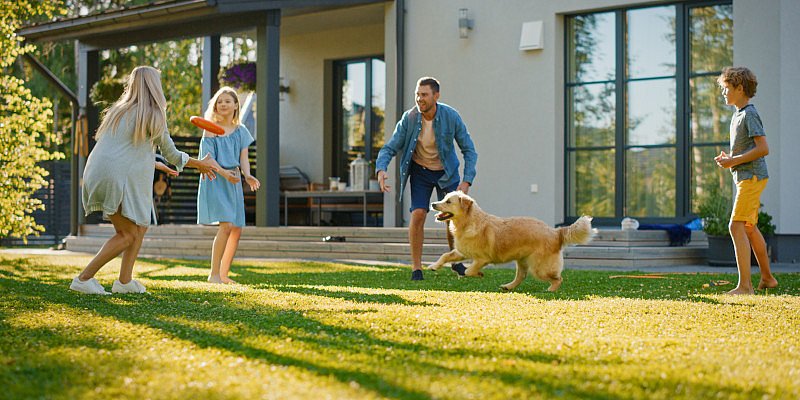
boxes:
[1,253,799,399]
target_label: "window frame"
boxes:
[331,55,385,184]
[564,0,732,225]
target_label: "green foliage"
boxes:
[696,184,777,237]
[219,61,257,92]
[757,205,776,236]
[2,254,800,399]
[0,1,66,242]
[696,185,732,236]
[90,39,203,136]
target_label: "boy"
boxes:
[714,66,777,295]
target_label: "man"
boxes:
[376,77,478,280]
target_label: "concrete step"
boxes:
[66,224,709,267]
[80,224,451,243]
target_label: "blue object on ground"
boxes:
[638,224,692,246]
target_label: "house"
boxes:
[18,0,800,260]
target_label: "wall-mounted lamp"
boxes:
[279,77,290,101]
[458,8,474,39]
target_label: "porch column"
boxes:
[76,43,99,229]
[201,35,220,114]
[256,10,281,226]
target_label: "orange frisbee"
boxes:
[190,116,225,135]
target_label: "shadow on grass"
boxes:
[132,257,794,304]
[1,260,783,400]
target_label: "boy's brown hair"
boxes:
[717,67,758,98]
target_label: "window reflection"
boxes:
[690,5,733,74]
[626,147,676,217]
[627,6,676,79]
[626,79,676,146]
[569,150,615,217]
[566,3,732,221]
[688,4,734,213]
[568,12,615,83]
[690,75,731,143]
[335,57,385,183]
[569,83,616,147]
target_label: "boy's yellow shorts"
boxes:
[731,176,768,227]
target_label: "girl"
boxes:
[72,66,221,295]
[197,87,260,284]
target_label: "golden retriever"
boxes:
[428,191,593,292]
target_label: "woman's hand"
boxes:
[244,174,260,191]
[221,169,241,184]
[155,161,179,177]
[196,153,221,180]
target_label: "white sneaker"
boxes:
[70,276,111,295]
[112,279,147,294]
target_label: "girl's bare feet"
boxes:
[221,277,237,284]
[726,286,754,295]
[757,277,778,290]
[207,275,223,284]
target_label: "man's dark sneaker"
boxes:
[411,269,424,281]
[451,263,467,276]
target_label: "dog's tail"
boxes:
[558,216,593,247]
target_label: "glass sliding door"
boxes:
[333,57,385,185]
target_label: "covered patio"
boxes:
[18,0,400,233]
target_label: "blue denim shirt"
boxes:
[375,103,478,200]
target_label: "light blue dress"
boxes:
[196,125,254,227]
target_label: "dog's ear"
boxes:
[459,195,473,213]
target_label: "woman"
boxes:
[71,66,220,295]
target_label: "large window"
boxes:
[566,2,732,222]
[332,57,386,184]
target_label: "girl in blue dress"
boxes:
[197,87,260,284]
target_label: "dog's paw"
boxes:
[427,265,441,271]
[499,285,510,292]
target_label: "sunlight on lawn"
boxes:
[1,253,798,399]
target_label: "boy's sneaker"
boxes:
[451,263,467,276]
[112,279,147,294]
[69,276,111,295]
[411,269,424,281]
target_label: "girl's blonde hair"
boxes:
[95,66,168,145]
[204,86,240,125]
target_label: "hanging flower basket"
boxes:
[219,61,256,92]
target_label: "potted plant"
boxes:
[218,61,257,92]
[698,186,777,266]
[697,187,734,266]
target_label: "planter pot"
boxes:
[707,234,736,266]
[706,234,775,266]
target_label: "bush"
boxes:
[697,190,731,237]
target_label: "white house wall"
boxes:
[734,0,800,234]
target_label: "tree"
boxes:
[0,1,66,242]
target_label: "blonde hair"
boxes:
[717,66,758,98]
[95,66,168,145]
[204,86,240,125]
